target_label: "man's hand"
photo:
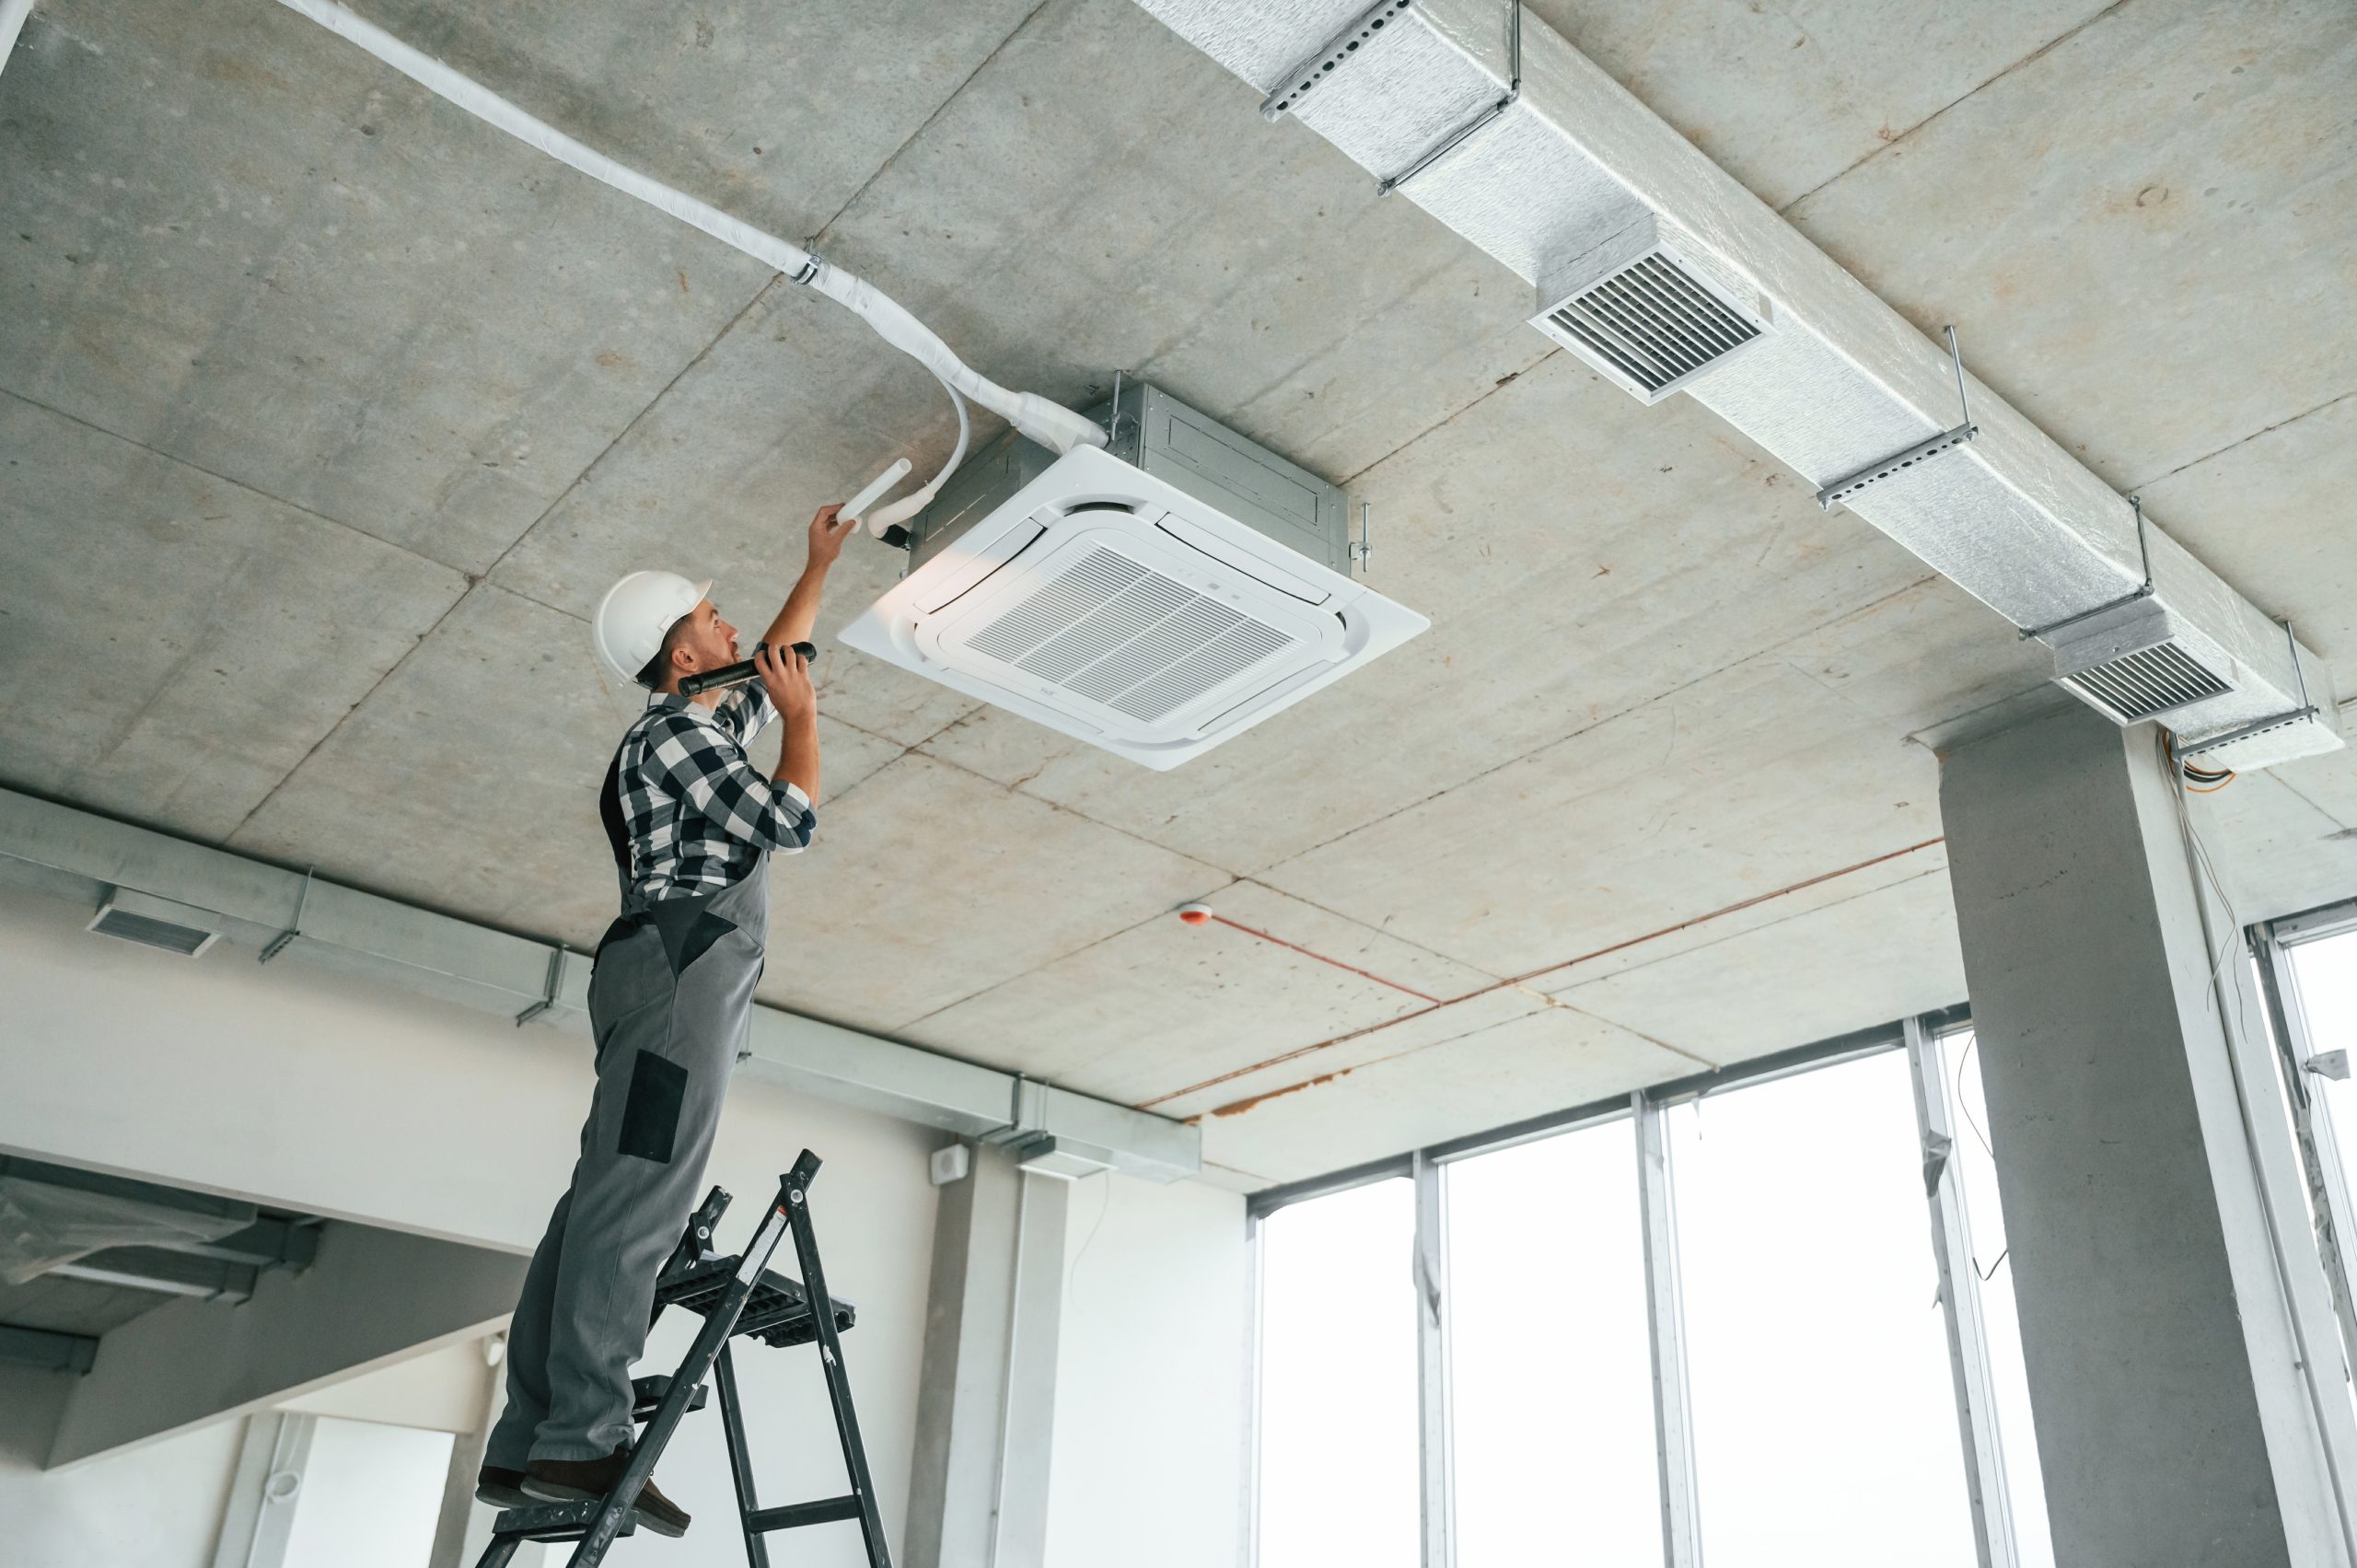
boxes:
[755,643,817,723]
[759,504,854,659]
[807,503,856,568]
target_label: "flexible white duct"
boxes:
[270,0,1102,534]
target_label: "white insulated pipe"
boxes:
[270,0,1103,533]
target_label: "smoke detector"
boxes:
[1530,215,1768,403]
[840,386,1427,771]
[87,889,223,958]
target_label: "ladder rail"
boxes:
[713,1343,774,1568]
[782,1154,895,1565]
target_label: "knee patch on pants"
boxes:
[618,1051,689,1163]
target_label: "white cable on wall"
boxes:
[270,0,1102,534]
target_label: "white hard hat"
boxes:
[593,571,713,687]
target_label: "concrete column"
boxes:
[1939,702,2357,1566]
[904,1144,1070,1568]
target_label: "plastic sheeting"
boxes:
[0,1168,253,1285]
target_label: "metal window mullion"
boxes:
[2255,924,2357,1379]
[1905,1016,2020,1568]
[1635,1092,1704,1568]
[1412,1150,1456,1568]
[1245,1213,1267,1568]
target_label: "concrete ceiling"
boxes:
[3,0,2352,1189]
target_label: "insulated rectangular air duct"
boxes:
[840,383,1426,770]
[1131,0,2341,774]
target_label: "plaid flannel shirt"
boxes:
[605,684,816,902]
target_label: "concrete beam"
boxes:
[47,1219,525,1469]
[0,787,1199,1181]
[1940,703,2357,1564]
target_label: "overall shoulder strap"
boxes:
[598,736,634,897]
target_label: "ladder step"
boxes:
[655,1254,856,1348]
[747,1493,865,1533]
[490,1498,641,1542]
[630,1374,708,1422]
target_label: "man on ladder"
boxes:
[475,503,860,1537]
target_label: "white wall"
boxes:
[281,1338,496,1433]
[1045,1173,1252,1568]
[0,883,938,1568]
[0,1364,242,1568]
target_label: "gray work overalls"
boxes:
[486,736,770,1467]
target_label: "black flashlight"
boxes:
[678,640,819,697]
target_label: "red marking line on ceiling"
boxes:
[1205,913,1443,1005]
[1137,836,1947,1112]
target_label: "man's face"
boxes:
[671,598,740,679]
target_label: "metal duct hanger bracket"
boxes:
[1260,0,1523,200]
[2017,494,2154,644]
[1817,324,1979,512]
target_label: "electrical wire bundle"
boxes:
[2177,747,2236,794]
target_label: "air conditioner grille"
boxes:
[90,908,215,956]
[1114,620,1292,721]
[964,547,1296,724]
[1547,253,1759,394]
[2070,641,2232,721]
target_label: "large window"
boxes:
[1945,1030,2056,1568]
[1257,1175,1419,1568]
[1250,1017,2049,1568]
[2263,914,2357,1424]
[1668,1051,1974,1565]
[1446,1118,1659,1567]
[2286,928,2357,1188]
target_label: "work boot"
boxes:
[524,1447,691,1538]
[474,1465,530,1508]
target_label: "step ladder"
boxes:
[474,1150,892,1568]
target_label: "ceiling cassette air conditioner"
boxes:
[1530,215,1768,404]
[839,384,1428,770]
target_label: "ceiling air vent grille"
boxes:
[87,890,222,958]
[2066,641,2232,722]
[966,546,1297,723]
[1542,253,1759,400]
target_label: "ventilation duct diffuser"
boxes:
[1531,216,1765,403]
[2049,600,2234,726]
[87,889,223,958]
